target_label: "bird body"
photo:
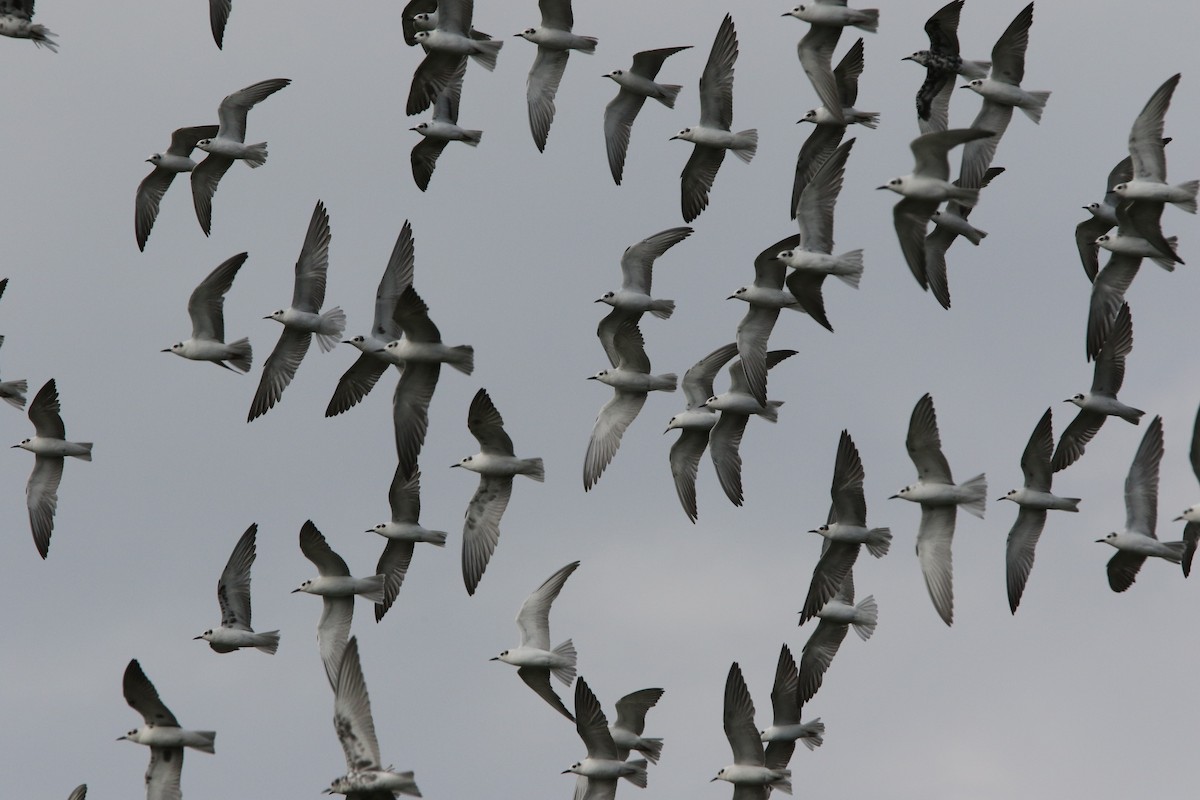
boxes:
[1065,392,1143,424]
[801,105,878,127]
[672,124,756,153]
[16,436,92,459]
[930,207,986,244]
[1112,179,1198,212]
[518,27,595,52]
[605,69,678,104]
[197,627,279,654]
[293,575,384,599]
[164,252,252,372]
[494,644,576,672]
[327,769,420,797]
[784,4,878,31]
[775,249,863,283]
[893,478,987,510]
[456,451,543,479]
[1002,488,1079,512]
[962,78,1049,121]
[120,725,216,752]
[378,338,474,372]
[590,367,676,394]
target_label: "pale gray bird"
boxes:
[603,46,691,184]
[491,560,579,721]
[368,467,448,622]
[1000,409,1081,613]
[324,638,421,799]
[800,429,891,624]
[1053,303,1143,472]
[249,201,345,422]
[712,662,792,795]
[377,285,475,473]
[162,252,252,373]
[596,227,692,360]
[958,3,1048,189]
[1112,73,1198,216]
[904,0,991,133]
[1171,403,1200,578]
[410,61,482,191]
[562,678,648,799]
[792,37,876,215]
[665,342,739,522]
[609,688,665,764]
[135,125,219,251]
[517,0,598,151]
[190,78,290,236]
[923,166,1005,309]
[797,571,877,705]
[585,318,676,491]
[194,523,280,653]
[889,393,986,626]
[208,0,231,48]
[879,127,994,295]
[778,138,863,335]
[454,388,544,595]
[119,659,214,800]
[672,14,757,222]
[0,0,56,50]
[1075,151,1143,284]
[1097,416,1190,592]
[786,2,879,128]
[12,379,92,559]
[408,0,501,116]
[703,350,797,507]
[759,643,825,768]
[292,521,385,690]
[327,222,414,417]
[729,234,803,406]
[402,0,491,46]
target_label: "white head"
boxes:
[604,69,624,80]
[147,153,164,165]
[904,51,931,65]
[728,287,749,301]
[162,342,186,356]
[594,291,616,306]
[1112,182,1129,195]
[195,138,214,152]
[962,79,985,93]
[12,438,33,451]
[1000,489,1019,502]
[1064,393,1086,408]
[414,30,430,43]
[291,579,314,594]
[1095,532,1120,547]
[265,309,286,322]
[670,128,694,142]
[516,28,537,40]
[195,629,215,642]
[877,177,906,195]
[798,109,819,124]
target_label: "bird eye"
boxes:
[890,179,900,185]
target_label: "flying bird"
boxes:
[728,234,803,404]
[135,125,219,251]
[408,0,502,116]
[999,409,1081,612]
[409,60,482,191]
[249,200,345,422]
[665,342,739,522]
[785,1,878,129]
[584,318,677,491]
[12,379,92,559]
[562,678,649,800]
[890,393,986,626]
[327,222,414,417]
[672,14,757,222]
[162,252,252,373]
[516,0,598,151]
[324,638,421,799]
[208,0,231,48]
[800,429,891,624]
[402,0,492,46]
[190,78,290,236]
[1074,149,1156,283]
[367,467,448,622]
[1112,74,1198,218]
[602,45,691,185]
[797,571,877,705]
[292,520,385,689]
[1053,303,1143,472]
[491,560,579,721]
[119,659,214,800]
[0,0,56,51]
[194,523,280,653]
[922,166,1005,309]
[1097,416,1191,592]
[904,0,990,133]
[712,662,792,797]
[609,688,665,764]
[596,226,692,359]
[454,388,544,595]
[759,643,825,769]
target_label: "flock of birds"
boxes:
[2,0,1198,798]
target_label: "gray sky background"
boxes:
[1,1,1198,798]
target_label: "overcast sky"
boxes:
[1,1,1198,798]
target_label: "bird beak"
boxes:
[726,294,736,300]
[341,340,353,344]
[901,56,913,62]
[489,656,499,661]
[193,635,204,640]
[586,376,597,380]
[561,769,571,774]
[875,185,889,190]
[290,588,302,593]
[1174,515,1185,521]
[262,315,272,320]
[888,494,900,499]
[408,127,419,132]
[710,777,720,782]
[9,444,19,449]
[450,463,461,468]
[807,529,818,533]
[592,298,604,303]
[372,348,386,353]
[1061,398,1072,403]
[1094,538,1106,544]
[669,135,680,141]
[958,84,971,90]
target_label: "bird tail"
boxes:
[770,771,793,795]
[0,379,27,408]
[957,473,987,518]
[469,39,503,71]
[312,307,347,352]
[242,142,269,168]
[834,250,864,288]
[731,129,758,163]
[254,631,281,655]
[424,530,449,547]
[851,596,878,641]
[1161,540,1186,565]
[1172,180,1199,213]
[1018,91,1051,124]
[962,226,987,246]
[192,732,217,754]
[73,443,94,462]
[447,345,475,375]
[521,457,545,482]
[656,84,683,109]
[851,9,880,33]
[865,527,892,558]
[29,25,58,52]
[799,718,825,750]
[855,111,881,129]
[575,36,599,54]
[461,130,483,147]
[622,759,649,788]
[551,639,577,685]
[650,373,678,392]
[759,400,784,423]
[1150,237,1181,271]
[1061,497,1082,512]
[635,738,664,764]
[1183,527,1198,577]
[649,299,675,319]
[1121,407,1146,425]
[359,574,386,603]
[225,337,253,373]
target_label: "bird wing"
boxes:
[575,678,618,760]
[768,644,799,727]
[917,504,957,625]
[792,125,845,219]
[168,125,220,156]
[1074,215,1111,284]
[217,523,257,630]
[1125,416,1163,538]
[291,201,332,313]
[392,361,441,475]
[735,306,780,408]
[906,393,953,484]
[518,666,575,721]
[784,270,833,332]
[603,89,647,185]
[710,411,747,506]
[912,128,992,181]
[468,388,515,456]
[893,196,937,290]
[1005,506,1047,613]
[958,101,1013,190]
[1106,550,1147,593]
[374,539,416,622]
[122,660,181,727]
[1050,408,1106,473]
[247,327,311,421]
[317,595,354,690]
[584,390,647,491]
[209,0,232,48]
[325,354,392,417]
[797,138,854,254]
[26,455,62,556]
[613,688,663,735]
[699,14,738,129]
[1020,408,1055,492]
[924,1,963,52]
[754,234,797,288]
[797,618,849,706]
[144,747,183,800]
[834,37,865,107]
[797,24,843,124]
[299,519,351,576]
[1092,302,1132,395]
[619,226,692,295]
[680,144,726,223]
[682,342,738,408]
[831,429,867,525]
[462,474,512,595]
[188,252,247,341]
[527,47,569,152]
[1085,253,1141,362]
[189,153,234,236]
[388,465,422,524]
[538,0,573,30]
[332,637,382,770]
[516,560,580,650]
[215,78,290,142]
[988,2,1033,86]
[27,378,65,438]
[722,663,764,766]
[800,539,860,625]
[411,137,450,192]
[374,222,416,339]
[630,45,691,79]
[669,428,709,522]
[392,285,443,343]
[1128,73,1178,182]
[134,167,179,252]
[407,52,466,117]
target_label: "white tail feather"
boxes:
[834,250,864,288]
[254,631,281,654]
[315,307,347,352]
[851,596,878,641]
[470,39,503,71]
[649,299,675,319]
[1019,91,1051,123]
[657,84,682,109]
[551,639,576,684]
[242,142,269,168]
[865,527,892,558]
[732,129,758,163]
[958,473,987,518]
